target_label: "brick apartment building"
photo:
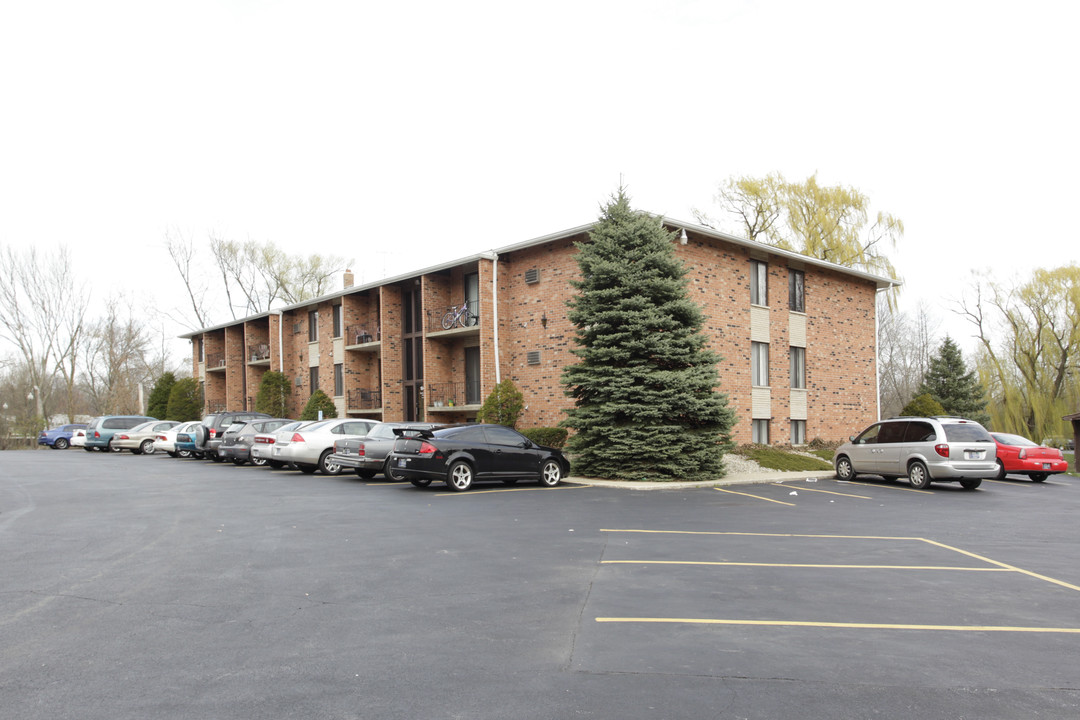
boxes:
[181,218,896,445]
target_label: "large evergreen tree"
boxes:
[255,371,292,417]
[561,190,736,481]
[917,336,989,425]
[146,371,176,419]
[165,377,203,421]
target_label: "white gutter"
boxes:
[874,289,886,421]
[271,309,284,372]
[483,251,501,384]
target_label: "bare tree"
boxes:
[878,298,939,418]
[165,228,212,329]
[81,295,154,415]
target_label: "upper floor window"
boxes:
[789,270,805,312]
[332,305,343,339]
[751,341,769,387]
[751,260,768,306]
[308,310,319,342]
[790,346,806,389]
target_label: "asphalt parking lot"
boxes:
[2,451,1079,720]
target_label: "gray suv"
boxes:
[833,417,997,490]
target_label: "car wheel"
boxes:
[410,478,432,488]
[211,453,224,463]
[959,478,982,490]
[193,452,205,459]
[539,459,562,487]
[319,450,342,475]
[835,456,855,481]
[382,458,405,481]
[446,461,473,491]
[108,439,122,453]
[84,446,94,452]
[268,460,285,469]
[995,460,1007,481]
[297,463,318,474]
[54,438,69,450]
[356,469,377,479]
[232,458,247,466]
[1030,473,1049,483]
[908,461,932,490]
[167,451,178,458]
[140,439,156,455]
[251,456,267,467]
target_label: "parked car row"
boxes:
[833,416,1070,490]
[67,412,570,491]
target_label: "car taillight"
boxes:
[118,434,130,440]
[94,431,101,438]
[255,437,274,444]
[934,444,949,458]
[357,443,366,457]
[291,433,305,443]
[210,429,218,438]
[418,441,438,455]
[1018,449,1026,459]
[157,435,167,441]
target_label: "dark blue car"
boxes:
[38,424,87,450]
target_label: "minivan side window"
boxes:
[905,421,936,443]
[876,422,908,444]
[855,424,882,444]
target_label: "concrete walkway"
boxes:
[567,469,835,490]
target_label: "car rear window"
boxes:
[943,423,993,443]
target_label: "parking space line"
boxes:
[917,538,1080,593]
[601,529,922,541]
[712,487,796,505]
[837,480,932,494]
[435,485,588,497]
[772,483,871,499]
[601,560,1009,572]
[594,617,1080,633]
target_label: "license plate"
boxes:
[273,447,280,456]
[397,458,407,468]
[1044,463,1051,469]
[965,451,980,460]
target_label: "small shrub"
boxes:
[476,379,524,428]
[520,427,568,449]
[301,389,338,421]
[900,393,945,417]
[255,371,291,417]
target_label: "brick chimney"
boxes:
[343,268,354,288]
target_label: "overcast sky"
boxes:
[2,0,1076,364]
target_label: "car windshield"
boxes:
[225,422,247,432]
[993,433,1038,447]
[130,421,157,432]
[303,420,333,432]
[943,424,993,442]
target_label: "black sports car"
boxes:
[387,424,570,491]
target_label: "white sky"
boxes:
[2,0,1077,364]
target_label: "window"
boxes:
[308,310,318,342]
[789,270,805,312]
[332,305,343,339]
[310,366,319,392]
[751,342,769,387]
[790,347,806,389]
[196,338,204,362]
[334,363,343,397]
[790,420,806,445]
[750,260,768,306]
[752,419,770,444]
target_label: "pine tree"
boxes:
[301,389,338,421]
[146,372,176,419]
[255,371,291,418]
[917,336,989,424]
[165,377,203,421]
[561,190,736,481]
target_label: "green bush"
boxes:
[476,379,524,428]
[255,371,291,417]
[166,378,203,421]
[300,389,338,421]
[900,393,945,417]
[146,372,176,420]
[520,427,568,449]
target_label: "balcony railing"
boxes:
[345,324,380,345]
[347,387,382,411]
[427,298,481,333]
[206,352,226,370]
[247,343,271,363]
[426,380,481,408]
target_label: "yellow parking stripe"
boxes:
[838,480,933,494]
[712,487,795,506]
[601,529,923,541]
[600,560,1009,571]
[594,617,1080,633]
[917,538,1080,593]
[772,483,871,499]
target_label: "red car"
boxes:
[991,433,1069,482]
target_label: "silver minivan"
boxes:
[833,417,998,490]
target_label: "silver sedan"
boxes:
[270,418,378,474]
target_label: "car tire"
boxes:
[107,439,122,453]
[410,478,432,488]
[54,438,69,450]
[446,461,473,491]
[167,451,178,458]
[210,453,224,463]
[539,459,562,487]
[382,458,405,481]
[908,461,932,490]
[1030,473,1049,483]
[959,478,982,490]
[356,469,377,479]
[251,456,267,467]
[995,460,1007,481]
[232,458,247,466]
[297,463,318,474]
[319,450,342,475]
[835,456,855,481]
[140,439,156,455]
[268,460,285,469]
[84,446,94,452]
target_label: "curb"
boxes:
[566,470,835,490]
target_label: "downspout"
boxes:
[875,287,886,421]
[482,252,501,384]
[271,309,284,372]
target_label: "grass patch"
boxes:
[735,444,834,472]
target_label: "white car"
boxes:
[70,426,87,448]
[252,420,309,469]
[154,420,202,457]
[271,418,378,475]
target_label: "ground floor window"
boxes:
[790,419,806,445]
[752,419,770,444]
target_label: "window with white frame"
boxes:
[308,310,318,342]
[332,305,343,339]
[790,419,806,445]
[752,419,770,444]
[751,342,769,387]
[751,260,768,306]
[790,346,806,389]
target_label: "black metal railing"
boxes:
[347,387,382,410]
[427,298,481,333]
[345,324,379,345]
[426,380,481,407]
[248,343,270,362]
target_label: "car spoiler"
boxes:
[391,427,437,439]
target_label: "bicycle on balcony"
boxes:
[441,299,477,329]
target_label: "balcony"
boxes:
[426,380,482,412]
[247,343,271,365]
[345,324,380,351]
[206,352,226,371]
[427,299,481,337]
[347,387,382,415]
